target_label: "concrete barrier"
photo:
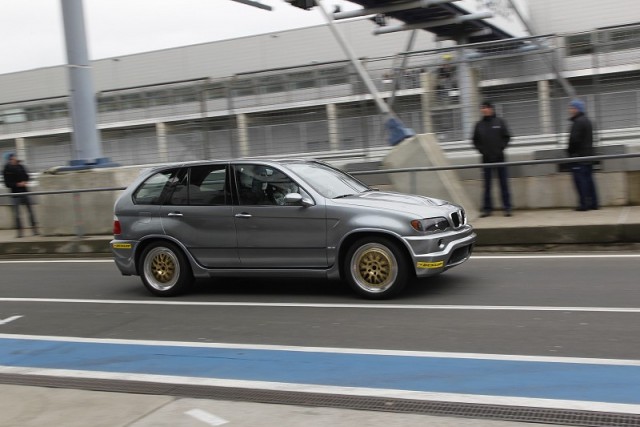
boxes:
[1,143,638,235]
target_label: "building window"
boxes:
[121,92,147,109]
[258,76,285,94]
[25,105,48,121]
[206,83,227,100]
[607,26,640,52]
[289,71,316,90]
[173,86,198,103]
[49,103,69,119]
[231,79,255,97]
[566,33,594,56]
[98,96,120,112]
[318,67,348,86]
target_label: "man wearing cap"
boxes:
[472,101,513,217]
[3,152,39,237]
[567,99,598,211]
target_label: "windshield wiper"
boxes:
[333,193,356,199]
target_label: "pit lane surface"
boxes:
[1,253,640,418]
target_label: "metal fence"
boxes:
[1,24,640,172]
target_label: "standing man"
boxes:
[472,101,512,217]
[567,99,598,211]
[3,152,39,237]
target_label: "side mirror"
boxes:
[284,192,314,207]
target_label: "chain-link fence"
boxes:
[1,24,640,172]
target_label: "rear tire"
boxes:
[343,236,409,299]
[139,241,193,296]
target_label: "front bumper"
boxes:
[403,225,476,277]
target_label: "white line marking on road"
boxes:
[471,254,640,259]
[2,297,640,313]
[2,333,640,367]
[185,409,229,426]
[0,259,113,263]
[0,315,22,325]
[2,365,640,415]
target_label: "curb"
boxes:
[1,225,639,258]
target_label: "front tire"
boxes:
[139,241,193,296]
[343,236,409,299]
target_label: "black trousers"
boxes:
[483,166,512,213]
[11,193,37,231]
[571,163,598,210]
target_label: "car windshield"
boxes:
[287,162,370,199]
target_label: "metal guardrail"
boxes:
[0,151,637,200]
[0,186,127,198]
[349,152,640,176]
[0,152,638,237]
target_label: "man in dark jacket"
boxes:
[472,101,512,217]
[567,99,598,211]
[3,152,38,237]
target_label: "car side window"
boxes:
[235,164,304,206]
[132,169,179,205]
[188,165,229,206]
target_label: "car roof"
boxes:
[144,158,324,173]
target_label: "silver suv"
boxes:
[111,159,475,299]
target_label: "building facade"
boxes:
[1,0,639,172]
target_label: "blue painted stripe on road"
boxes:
[1,337,639,405]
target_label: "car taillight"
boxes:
[113,217,121,235]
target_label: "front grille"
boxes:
[450,209,465,228]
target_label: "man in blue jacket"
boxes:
[567,99,598,211]
[3,152,39,237]
[472,101,512,217]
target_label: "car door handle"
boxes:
[235,213,252,218]
[167,212,183,217]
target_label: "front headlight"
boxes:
[410,217,451,233]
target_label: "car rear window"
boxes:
[132,169,176,205]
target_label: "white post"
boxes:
[15,137,27,163]
[326,103,340,151]
[156,122,169,162]
[538,80,553,135]
[420,72,434,134]
[236,113,250,157]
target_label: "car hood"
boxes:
[333,191,453,214]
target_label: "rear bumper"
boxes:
[110,239,139,275]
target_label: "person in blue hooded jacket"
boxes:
[567,99,599,211]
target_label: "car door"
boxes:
[231,163,327,268]
[160,164,240,268]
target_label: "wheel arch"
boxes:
[337,230,414,281]
[133,235,196,276]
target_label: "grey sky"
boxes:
[1,0,358,75]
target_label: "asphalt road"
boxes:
[1,254,639,359]
[2,253,640,426]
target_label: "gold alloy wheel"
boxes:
[144,247,181,291]
[350,243,398,293]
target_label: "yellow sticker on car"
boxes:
[112,243,132,249]
[417,261,444,269]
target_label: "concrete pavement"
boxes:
[0,206,638,257]
[0,384,561,427]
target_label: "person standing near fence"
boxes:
[472,101,513,217]
[567,99,599,211]
[3,152,39,237]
